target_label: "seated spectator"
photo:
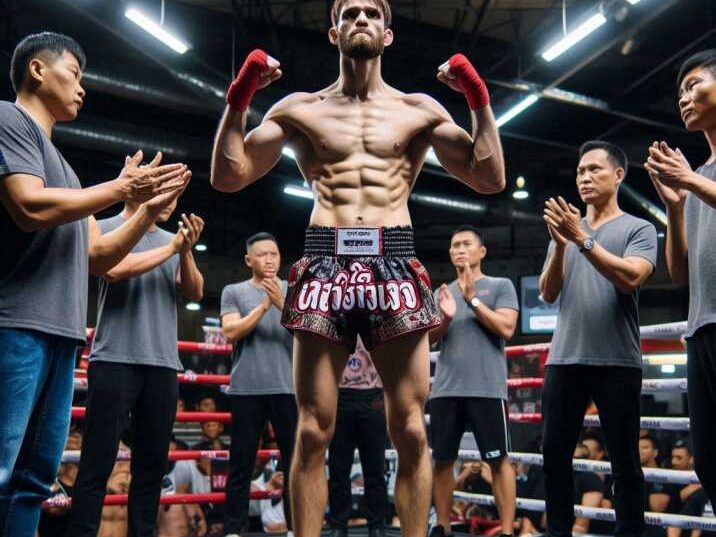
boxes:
[572,442,604,535]
[515,462,546,536]
[98,457,131,537]
[193,421,228,452]
[669,488,715,537]
[196,394,218,413]
[667,440,701,514]
[253,469,288,533]
[158,437,207,537]
[192,419,230,530]
[666,440,703,537]
[38,424,83,537]
[184,435,226,536]
[581,432,615,535]
[454,462,498,527]
[640,435,670,513]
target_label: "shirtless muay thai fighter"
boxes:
[211,1,505,535]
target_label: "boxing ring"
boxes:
[54,321,713,531]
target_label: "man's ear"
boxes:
[615,166,625,187]
[383,28,394,47]
[27,57,47,86]
[328,27,339,46]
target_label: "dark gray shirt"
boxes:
[0,102,88,343]
[545,213,658,368]
[220,280,293,395]
[685,161,716,337]
[89,214,182,370]
[432,277,519,400]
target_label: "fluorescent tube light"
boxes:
[125,7,190,54]
[283,185,314,200]
[495,94,539,127]
[541,12,607,62]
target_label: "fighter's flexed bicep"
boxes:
[427,53,505,194]
[211,49,298,192]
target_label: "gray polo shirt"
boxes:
[220,280,293,395]
[685,161,716,337]
[0,102,88,344]
[431,277,519,400]
[545,213,657,368]
[89,214,182,370]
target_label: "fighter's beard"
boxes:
[340,34,384,59]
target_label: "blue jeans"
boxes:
[0,328,77,537]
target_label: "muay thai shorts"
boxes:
[281,226,441,350]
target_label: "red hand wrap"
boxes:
[447,53,489,110]
[226,49,269,112]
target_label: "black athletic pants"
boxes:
[224,394,297,534]
[687,324,716,507]
[68,361,178,537]
[328,388,388,529]
[542,364,644,537]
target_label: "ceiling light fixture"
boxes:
[541,12,607,62]
[125,7,190,54]
[283,185,314,200]
[495,94,540,127]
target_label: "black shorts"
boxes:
[430,397,511,462]
[281,226,440,351]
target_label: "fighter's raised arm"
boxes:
[427,53,505,194]
[211,49,297,193]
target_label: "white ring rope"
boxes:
[452,492,716,531]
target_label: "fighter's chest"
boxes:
[293,102,430,159]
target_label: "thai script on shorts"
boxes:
[296,261,420,314]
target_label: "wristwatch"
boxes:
[469,296,482,309]
[579,236,595,253]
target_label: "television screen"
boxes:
[520,275,560,334]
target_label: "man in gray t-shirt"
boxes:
[647,50,716,507]
[428,226,519,537]
[220,232,295,536]
[0,32,189,536]
[69,202,205,537]
[540,141,657,537]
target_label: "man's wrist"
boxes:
[680,171,699,191]
[135,204,159,224]
[667,203,686,220]
[110,177,129,202]
[571,231,590,246]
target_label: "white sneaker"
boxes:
[224,534,240,537]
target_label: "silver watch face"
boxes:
[583,237,595,251]
[470,297,480,308]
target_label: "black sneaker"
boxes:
[329,528,348,537]
[369,526,385,537]
[429,524,450,537]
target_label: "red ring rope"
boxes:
[43,490,281,509]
